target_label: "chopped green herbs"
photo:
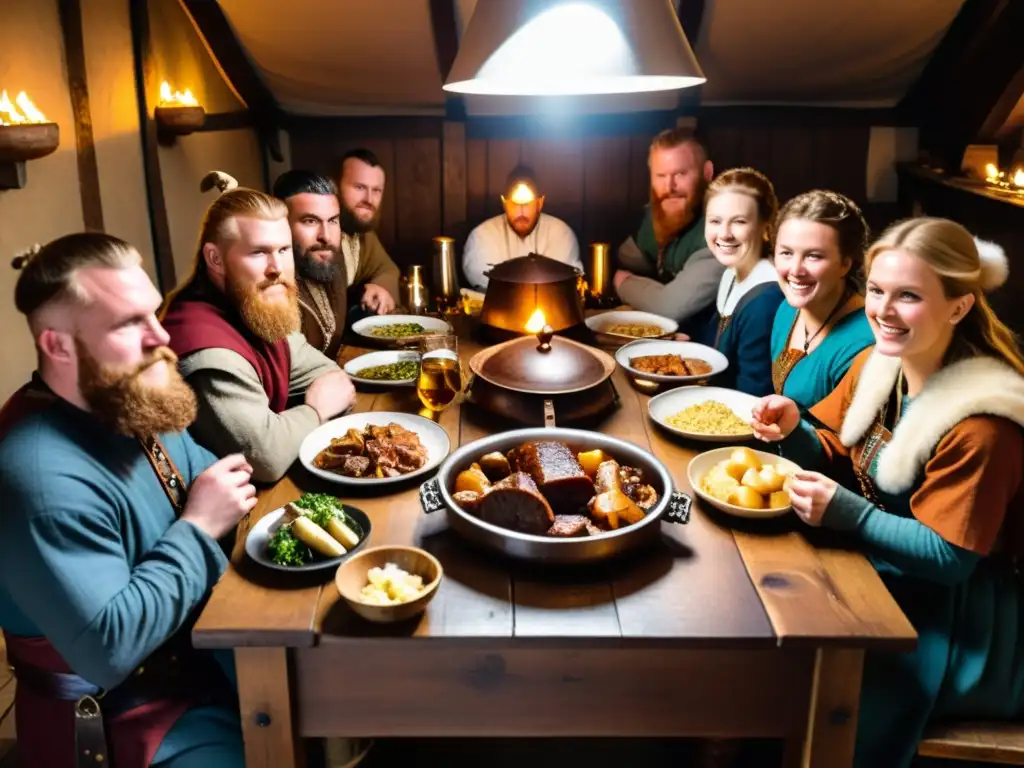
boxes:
[369,323,426,338]
[356,360,420,381]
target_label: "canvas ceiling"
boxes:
[214,0,966,116]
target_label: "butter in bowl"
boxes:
[335,545,443,623]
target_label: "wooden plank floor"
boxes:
[0,633,15,766]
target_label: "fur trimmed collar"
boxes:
[839,351,1024,493]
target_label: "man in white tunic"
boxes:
[462,165,582,290]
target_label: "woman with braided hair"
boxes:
[770,190,876,413]
[752,217,1024,766]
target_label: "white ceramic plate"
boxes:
[299,412,450,486]
[245,503,372,573]
[616,340,729,384]
[343,350,420,387]
[648,386,760,443]
[687,446,802,519]
[351,314,452,344]
[585,310,678,340]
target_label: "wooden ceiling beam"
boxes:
[429,0,464,120]
[900,0,1024,169]
[178,0,285,161]
[676,0,706,114]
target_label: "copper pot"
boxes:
[466,326,618,425]
[479,254,585,334]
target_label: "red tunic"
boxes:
[162,292,292,413]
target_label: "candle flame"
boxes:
[158,81,199,107]
[525,308,546,333]
[985,163,1000,180]
[0,90,48,126]
[1014,168,1024,188]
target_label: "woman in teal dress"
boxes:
[751,217,1024,768]
[770,190,875,411]
[692,167,784,396]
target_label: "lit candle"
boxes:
[1013,168,1024,188]
[525,308,546,334]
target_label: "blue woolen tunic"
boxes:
[0,396,242,764]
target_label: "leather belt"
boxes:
[10,647,237,768]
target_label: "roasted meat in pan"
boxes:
[509,441,594,513]
[472,472,555,535]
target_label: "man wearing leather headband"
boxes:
[0,233,249,766]
[462,164,583,291]
[161,172,356,483]
[273,167,400,359]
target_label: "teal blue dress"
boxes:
[770,302,874,411]
[781,395,1024,768]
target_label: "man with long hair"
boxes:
[273,167,400,357]
[161,172,356,484]
[0,233,252,766]
[614,128,724,333]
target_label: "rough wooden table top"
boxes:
[193,322,917,654]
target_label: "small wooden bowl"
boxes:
[335,545,442,623]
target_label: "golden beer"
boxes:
[417,353,463,411]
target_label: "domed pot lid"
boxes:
[469,331,615,395]
[484,253,579,284]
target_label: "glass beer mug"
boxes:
[417,334,465,412]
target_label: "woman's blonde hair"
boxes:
[865,217,1024,376]
[162,171,287,310]
[705,167,779,256]
[775,189,869,291]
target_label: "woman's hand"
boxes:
[750,395,800,442]
[786,470,838,527]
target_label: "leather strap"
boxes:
[75,695,110,768]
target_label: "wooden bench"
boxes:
[919,722,1024,764]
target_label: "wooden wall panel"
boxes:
[286,110,881,273]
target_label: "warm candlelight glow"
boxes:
[525,308,546,333]
[1014,168,1024,188]
[0,90,48,126]
[985,162,999,180]
[508,182,536,205]
[158,81,199,107]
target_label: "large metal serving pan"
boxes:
[419,426,689,564]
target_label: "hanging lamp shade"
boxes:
[443,0,705,96]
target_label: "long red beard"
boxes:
[650,187,699,247]
[76,342,197,439]
[227,273,301,343]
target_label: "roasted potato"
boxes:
[740,466,785,495]
[768,490,790,509]
[478,451,512,482]
[589,488,645,528]
[454,463,491,496]
[727,486,764,510]
[577,449,609,480]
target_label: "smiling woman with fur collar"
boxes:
[751,217,1024,768]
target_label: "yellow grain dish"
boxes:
[360,562,426,605]
[701,447,793,510]
[665,400,754,436]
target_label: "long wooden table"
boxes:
[193,323,917,768]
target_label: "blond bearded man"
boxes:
[161,172,356,484]
[0,233,252,766]
[614,128,724,334]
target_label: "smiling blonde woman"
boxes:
[751,217,1024,768]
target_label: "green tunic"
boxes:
[633,207,707,279]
